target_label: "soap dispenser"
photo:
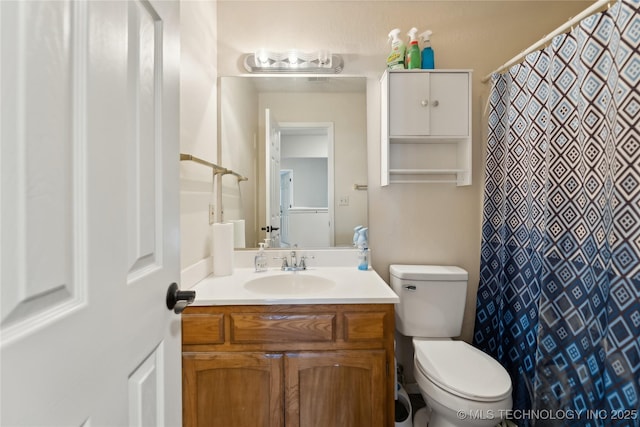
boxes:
[357,228,369,271]
[358,247,369,271]
[255,243,268,272]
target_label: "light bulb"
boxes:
[287,50,299,66]
[255,49,270,66]
[318,50,330,66]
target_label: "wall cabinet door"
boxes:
[429,72,469,136]
[182,352,284,427]
[389,71,469,137]
[389,71,430,136]
[284,351,387,427]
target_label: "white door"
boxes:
[264,108,281,247]
[1,1,182,426]
[279,170,293,247]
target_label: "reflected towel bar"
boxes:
[180,153,248,182]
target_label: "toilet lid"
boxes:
[414,339,512,402]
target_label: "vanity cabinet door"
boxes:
[284,350,387,427]
[182,352,284,427]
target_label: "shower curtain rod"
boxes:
[481,0,614,83]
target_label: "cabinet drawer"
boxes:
[344,312,386,341]
[182,313,224,345]
[231,313,335,343]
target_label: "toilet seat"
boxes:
[413,339,512,402]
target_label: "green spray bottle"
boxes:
[406,27,421,69]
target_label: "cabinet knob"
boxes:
[420,99,429,107]
[432,100,440,107]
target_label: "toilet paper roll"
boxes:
[212,222,234,276]
[229,219,246,248]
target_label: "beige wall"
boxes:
[215,0,591,343]
[220,77,260,247]
[176,0,593,387]
[179,0,218,278]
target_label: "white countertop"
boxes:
[191,267,399,306]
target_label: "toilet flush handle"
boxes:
[404,285,417,291]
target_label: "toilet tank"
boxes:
[390,265,468,338]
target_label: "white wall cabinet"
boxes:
[381,70,472,186]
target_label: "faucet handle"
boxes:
[298,255,315,269]
[273,256,288,268]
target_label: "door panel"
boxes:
[128,344,165,426]
[280,170,292,246]
[429,73,469,136]
[285,351,387,427]
[264,108,282,246]
[1,0,84,347]
[126,0,164,281]
[389,72,430,136]
[183,352,284,427]
[0,1,181,425]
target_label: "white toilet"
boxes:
[390,265,513,427]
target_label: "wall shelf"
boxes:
[387,136,467,144]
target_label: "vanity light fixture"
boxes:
[244,49,344,73]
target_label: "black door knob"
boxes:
[166,283,195,314]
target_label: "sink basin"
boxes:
[244,274,336,295]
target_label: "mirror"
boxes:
[220,75,367,249]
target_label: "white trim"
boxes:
[279,121,335,246]
[180,256,213,289]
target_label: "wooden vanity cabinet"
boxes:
[182,304,395,427]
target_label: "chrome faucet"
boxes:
[275,247,312,271]
[290,250,297,269]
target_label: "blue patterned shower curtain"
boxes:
[474,1,640,425]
